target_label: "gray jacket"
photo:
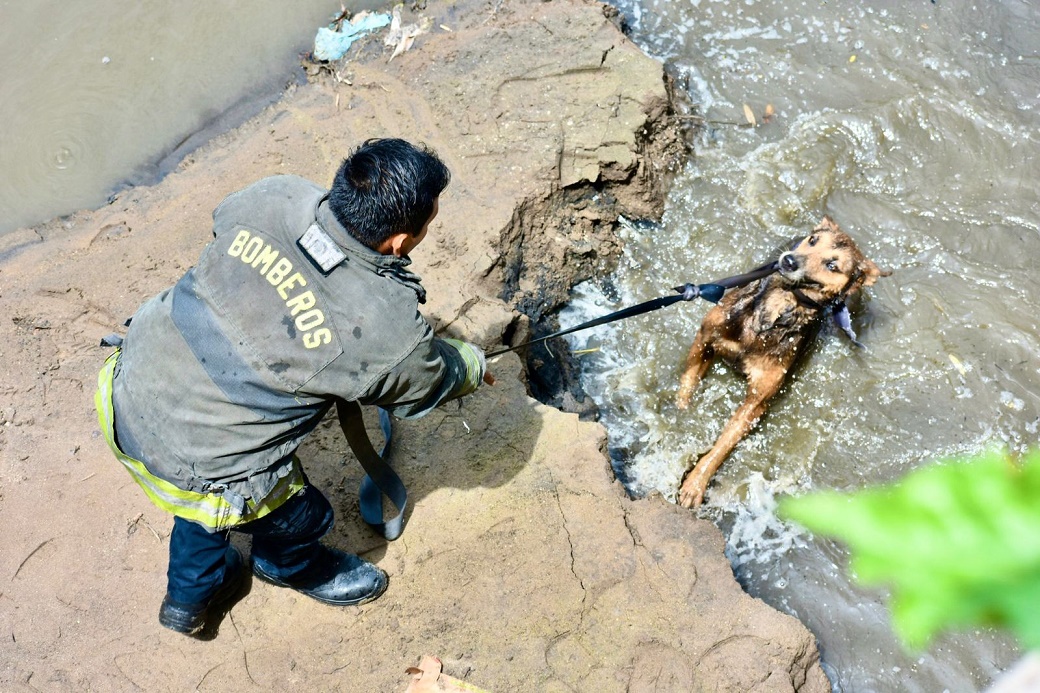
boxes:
[113,175,478,504]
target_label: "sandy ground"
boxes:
[0,0,830,690]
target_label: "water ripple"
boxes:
[569,0,1039,689]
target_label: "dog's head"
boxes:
[777,216,890,301]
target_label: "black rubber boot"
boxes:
[252,546,387,606]
[158,545,245,635]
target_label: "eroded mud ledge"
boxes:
[0,0,830,689]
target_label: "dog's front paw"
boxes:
[677,470,708,508]
[676,389,692,410]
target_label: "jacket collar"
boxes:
[314,197,427,303]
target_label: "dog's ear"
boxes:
[858,257,892,288]
[815,216,841,232]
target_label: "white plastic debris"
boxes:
[313,11,392,61]
[384,5,430,62]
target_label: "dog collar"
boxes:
[833,301,865,348]
[791,287,825,310]
[791,289,864,348]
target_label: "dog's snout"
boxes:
[779,252,800,273]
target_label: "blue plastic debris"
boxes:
[313,12,391,61]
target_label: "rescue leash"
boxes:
[486,259,780,358]
[339,260,780,541]
[336,260,777,542]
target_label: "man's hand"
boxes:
[483,371,496,386]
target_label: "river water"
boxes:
[562,0,1038,691]
[4,0,1036,690]
[0,0,357,236]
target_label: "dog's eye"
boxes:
[808,235,819,246]
[826,259,840,272]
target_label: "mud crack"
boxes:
[547,469,587,605]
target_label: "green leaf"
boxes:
[779,449,1040,651]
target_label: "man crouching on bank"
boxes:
[95,138,491,636]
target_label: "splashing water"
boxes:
[564,1,1039,689]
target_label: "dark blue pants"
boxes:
[166,485,334,604]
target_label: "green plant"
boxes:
[779,449,1040,650]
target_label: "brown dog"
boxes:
[675,217,889,508]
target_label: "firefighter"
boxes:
[96,138,491,635]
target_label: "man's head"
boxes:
[329,138,451,257]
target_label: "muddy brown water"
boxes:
[0,0,361,236]
[562,0,1038,691]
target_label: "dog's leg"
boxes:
[676,331,715,410]
[678,366,785,508]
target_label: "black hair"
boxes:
[328,138,451,249]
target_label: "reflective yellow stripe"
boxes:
[442,338,484,396]
[95,350,304,531]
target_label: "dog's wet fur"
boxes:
[676,216,890,508]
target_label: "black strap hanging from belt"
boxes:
[336,399,407,541]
